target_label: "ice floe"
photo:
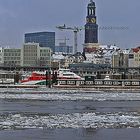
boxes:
[0,92,140,101]
[0,112,140,130]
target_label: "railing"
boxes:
[57,79,140,86]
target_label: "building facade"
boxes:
[129,47,140,67]
[112,50,129,68]
[22,43,52,67]
[55,43,73,54]
[64,52,85,68]
[25,32,55,52]
[22,43,40,66]
[40,47,52,67]
[84,45,118,65]
[69,63,111,77]
[85,53,104,64]
[3,48,22,66]
[101,45,119,65]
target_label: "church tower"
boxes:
[85,0,98,43]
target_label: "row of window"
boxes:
[40,50,50,53]
[40,57,50,60]
[135,59,140,61]
[4,49,21,53]
[24,57,37,61]
[135,54,140,57]
[4,53,21,56]
[24,53,37,56]
[24,46,38,49]
[24,50,37,53]
[4,57,21,60]
[40,53,50,56]
[4,61,20,64]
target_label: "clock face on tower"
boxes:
[86,17,96,23]
[91,18,96,23]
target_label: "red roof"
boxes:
[132,47,140,53]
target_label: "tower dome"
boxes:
[88,0,95,7]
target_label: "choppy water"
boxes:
[0,88,140,140]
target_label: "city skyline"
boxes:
[0,0,140,50]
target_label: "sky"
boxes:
[0,0,140,51]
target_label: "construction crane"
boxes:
[56,24,82,54]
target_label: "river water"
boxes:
[0,88,140,140]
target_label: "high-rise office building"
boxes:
[85,0,98,43]
[55,43,73,54]
[25,32,55,52]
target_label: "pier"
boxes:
[53,79,140,91]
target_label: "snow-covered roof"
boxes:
[104,50,116,57]
[112,49,130,56]
[100,45,119,50]
[122,49,130,54]
[85,53,97,57]
[52,54,65,60]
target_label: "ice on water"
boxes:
[0,112,140,130]
[0,88,140,130]
[0,88,140,101]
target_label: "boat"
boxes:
[20,69,82,85]
[57,69,81,79]
[104,75,110,80]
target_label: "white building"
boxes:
[85,44,120,65]
[85,53,104,64]
[64,52,85,68]
[52,52,85,68]
[101,45,120,65]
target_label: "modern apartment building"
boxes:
[40,47,52,67]
[3,48,22,66]
[25,32,55,52]
[22,43,52,67]
[22,43,40,66]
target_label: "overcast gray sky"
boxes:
[0,0,140,50]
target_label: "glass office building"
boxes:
[55,43,73,54]
[25,32,55,52]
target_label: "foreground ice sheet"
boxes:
[0,112,140,130]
